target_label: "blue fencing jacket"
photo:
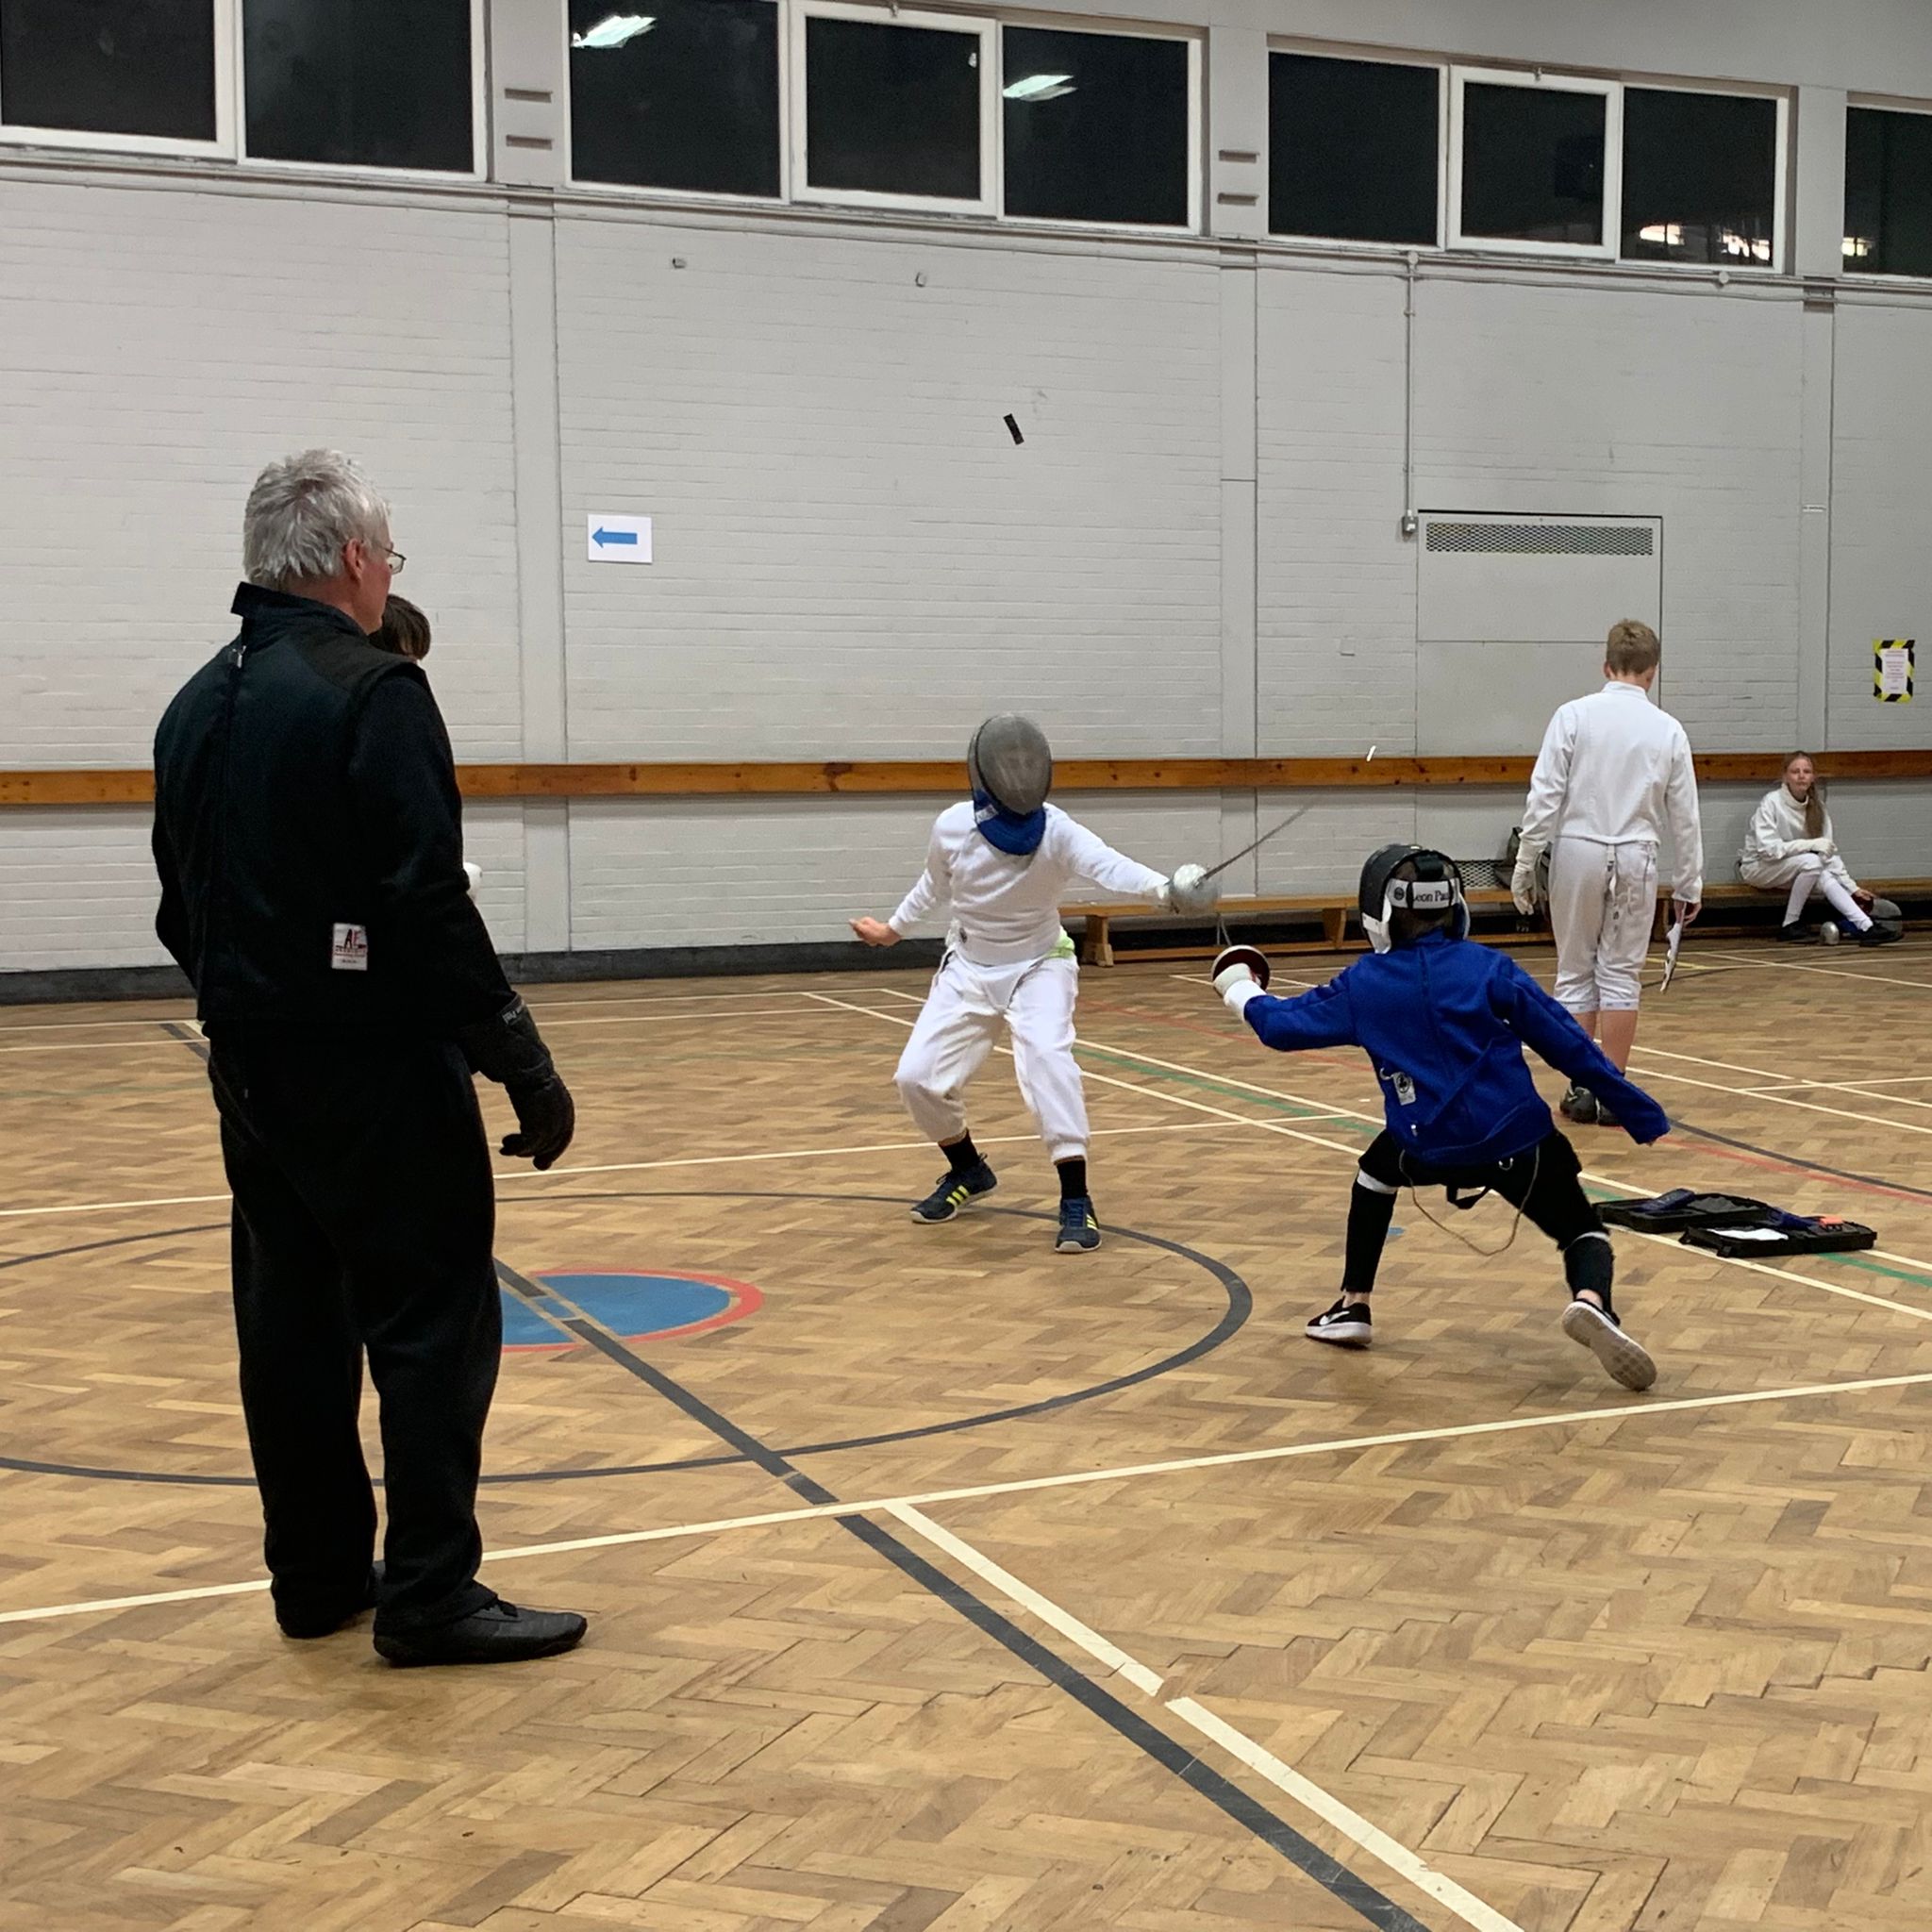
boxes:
[1241,930,1670,1166]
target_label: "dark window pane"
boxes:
[1622,88,1776,265]
[570,0,777,196]
[1460,81,1605,245]
[805,15,979,200]
[0,0,215,141]
[1003,26,1188,226]
[244,0,473,172]
[1846,106,1932,277]
[1269,53,1438,243]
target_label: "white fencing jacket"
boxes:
[1740,785,1859,891]
[891,802,1168,966]
[1520,681,1704,903]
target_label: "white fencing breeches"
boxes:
[1740,852,1870,929]
[1549,836,1656,1014]
[894,952,1089,1161]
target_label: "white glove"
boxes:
[1790,838,1834,857]
[463,861,482,897]
[1510,858,1540,917]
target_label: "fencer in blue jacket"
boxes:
[1212,845,1668,1391]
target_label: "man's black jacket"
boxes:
[153,583,513,1034]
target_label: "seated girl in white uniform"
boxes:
[850,715,1211,1253]
[1740,751,1897,946]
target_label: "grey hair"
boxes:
[242,449,390,589]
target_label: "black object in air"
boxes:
[1004,413,1024,444]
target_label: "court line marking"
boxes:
[1693,947,1932,991]
[0,1119,1257,1224]
[889,1501,1522,1932]
[9,1364,1932,1630]
[1621,1062,1932,1137]
[1630,1041,1932,1121]
[817,991,1932,1327]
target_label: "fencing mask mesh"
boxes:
[968,715,1053,855]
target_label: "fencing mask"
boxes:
[968,714,1053,856]
[1358,845,1470,954]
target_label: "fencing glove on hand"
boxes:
[1511,856,1541,917]
[455,995,576,1171]
[1211,944,1271,1014]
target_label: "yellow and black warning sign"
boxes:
[1874,638,1915,703]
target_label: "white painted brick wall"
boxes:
[1828,301,1932,753]
[1412,278,1806,755]
[0,173,523,766]
[552,219,1225,758]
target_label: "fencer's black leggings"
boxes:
[1341,1127,1614,1307]
[206,1024,502,1636]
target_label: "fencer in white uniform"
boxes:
[1740,752,1896,945]
[851,715,1212,1253]
[1513,621,1703,1124]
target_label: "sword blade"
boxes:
[1198,805,1312,884]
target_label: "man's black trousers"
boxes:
[208,1025,501,1634]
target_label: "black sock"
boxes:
[944,1134,983,1175]
[1563,1230,1614,1310]
[1341,1176,1397,1292]
[1057,1157,1088,1201]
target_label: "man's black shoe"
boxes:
[374,1598,587,1668]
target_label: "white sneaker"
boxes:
[1560,1298,1656,1391]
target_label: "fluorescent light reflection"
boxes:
[574,13,655,49]
[1004,73,1075,102]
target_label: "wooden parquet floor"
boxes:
[4,942,1932,1930]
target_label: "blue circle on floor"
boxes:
[502,1271,761,1354]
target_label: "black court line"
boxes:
[159,1019,209,1063]
[1673,1118,1932,1206]
[496,1260,1434,1932]
[0,1192,1250,1490]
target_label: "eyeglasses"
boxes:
[381,545,406,575]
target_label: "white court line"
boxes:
[1169,968,1325,993]
[1746,1074,1932,1092]
[1631,1041,1932,1116]
[1694,947,1932,991]
[0,1119,1243,1224]
[889,1501,1523,1932]
[812,992,1932,1326]
[9,1364,1932,1630]
[1622,1061,1932,1137]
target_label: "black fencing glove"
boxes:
[455,995,575,1171]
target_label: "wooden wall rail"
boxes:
[5,750,1932,808]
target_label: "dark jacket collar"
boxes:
[230,581,367,639]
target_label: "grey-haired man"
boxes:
[153,449,584,1667]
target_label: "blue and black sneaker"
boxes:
[1055,1196,1102,1253]
[910,1161,998,1224]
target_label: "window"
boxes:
[1622,88,1778,266]
[0,0,219,147]
[569,0,779,197]
[242,0,475,173]
[1452,70,1617,255]
[1845,105,1932,277]
[793,4,991,209]
[1002,26,1191,227]
[1269,52,1439,244]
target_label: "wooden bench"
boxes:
[1066,878,1932,967]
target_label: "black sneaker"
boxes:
[1560,1297,1657,1391]
[910,1161,998,1224]
[375,1598,587,1669]
[1559,1085,1598,1124]
[1306,1298,1373,1346]
[1858,924,1902,947]
[1055,1196,1101,1253]
[1778,921,1819,944]
[1594,1099,1619,1129]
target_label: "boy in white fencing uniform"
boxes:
[851,715,1212,1252]
[1512,620,1703,1126]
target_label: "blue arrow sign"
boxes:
[587,512,652,563]
[592,526,639,548]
